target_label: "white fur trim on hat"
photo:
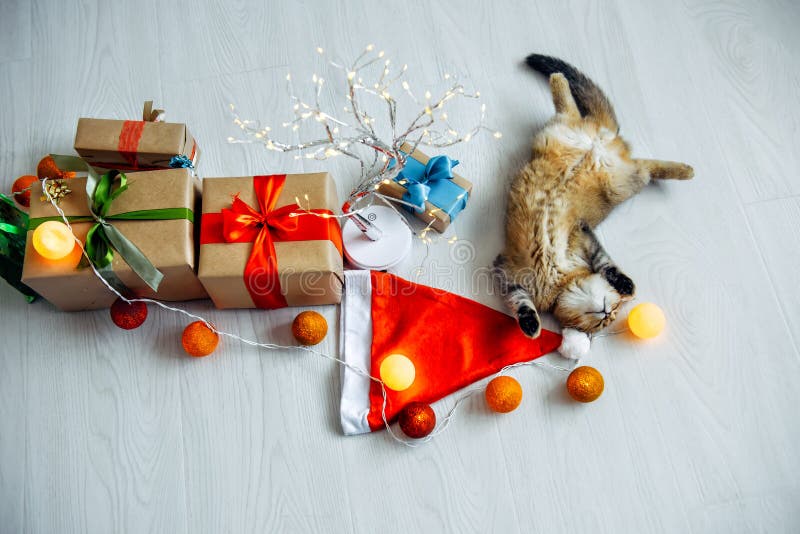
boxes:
[558,328,591,360]
[339,270,374,435]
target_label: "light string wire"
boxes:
[37,178,621,447]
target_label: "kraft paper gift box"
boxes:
[74,102,200,172]
[22,168,208,311]
[198,173,344,309]
[377,142,472,233]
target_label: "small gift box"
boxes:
[22,165,207,311]
[0,194,38,302]
[74,101,200,172]
[198,173,344,309]
[377,142,472,233]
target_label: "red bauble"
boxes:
[11,175,38,208]
[37,155,75,180]
[398,402,436,439]
[109,298,148,330]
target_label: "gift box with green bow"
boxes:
[377,143,473,233]
[21,160,207,311]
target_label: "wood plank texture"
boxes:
[0,0,798,532]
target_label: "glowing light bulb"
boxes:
[627,303,666,339]
[32,221,75,260]
[379,354,416,391]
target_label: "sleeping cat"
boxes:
[495,55,693,338]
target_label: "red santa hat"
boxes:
[340,270,562,435]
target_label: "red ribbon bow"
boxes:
[200,175,342,309]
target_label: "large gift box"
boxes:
[198,173,344,309]
[378,142,472,233]
[74,102,200,172]
[22,167,207,311]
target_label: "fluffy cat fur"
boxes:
[495,54,693,338]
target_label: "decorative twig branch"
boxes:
[228,44,501,209]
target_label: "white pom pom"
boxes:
[558,328,591,360]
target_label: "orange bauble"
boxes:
[292,311,328,345]
[11,175,38,207]
[398,402,436,439]
[182,321,219,357]
[110,298,148,330]
[485,376,523,413]
[566,366,604,403]
[37,155,75,180]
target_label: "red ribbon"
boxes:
[200,175,343,309]
[118,120,146,168]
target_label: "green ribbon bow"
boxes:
[28,155,194,292]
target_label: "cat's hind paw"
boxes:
[517,306,542,338]
[604,267,636,297]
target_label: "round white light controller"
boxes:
[342,205,413,270]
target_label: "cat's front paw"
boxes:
[604,267,635,297]
[517,306,542,338]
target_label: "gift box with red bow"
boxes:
[198,174,344,309]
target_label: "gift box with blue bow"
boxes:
[379,143,473,233]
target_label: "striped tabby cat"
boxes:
[495,55,693,337]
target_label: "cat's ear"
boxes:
[634,159,694,181]
[549,73,580,119]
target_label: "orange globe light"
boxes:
[379,354,416,391]
[291,311,328,345]
[182,321,219,357]
[32,221,75,260]
[566,366,604,403]
[627,302,666,339]
[485,376,523,413]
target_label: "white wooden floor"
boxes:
[2,0,800,532]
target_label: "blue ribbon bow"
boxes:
[389,152,468,219]
[169,154,194,169]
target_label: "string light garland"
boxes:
[36,174,647,448]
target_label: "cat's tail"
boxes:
[525,54,618,131]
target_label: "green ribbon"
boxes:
[28,155,193,292]
[0,221,25,236]
[0,193,37,302]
